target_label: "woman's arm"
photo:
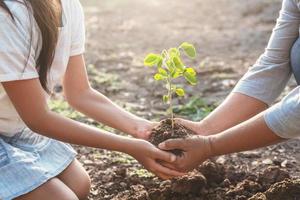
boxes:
[177,93,267,135]
[159,112,284,172]
[63,55,155,139]
[161,84,300,172]
[209,112,284,157]
[178,0,300,136]
[2,78,183,179]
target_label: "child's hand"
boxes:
[130,139,186,179]
[158,135,212,172]
[133,120,159,140]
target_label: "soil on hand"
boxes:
[149,119,195,155]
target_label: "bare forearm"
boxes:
[200,93,268,135]
[70,89,148,136]
[30,110,137,154]
[209,112,284,157]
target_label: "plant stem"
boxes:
[167,78,174,132]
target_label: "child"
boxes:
[0,0,183,199]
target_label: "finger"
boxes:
[153,149,177,163]
[155,172,173,180]
[160,160,189,173]
[158,138,187,151]
[159,160,180,171]
[151,121,160,128]
[143,122,159,140]
[153,162,186,177]
[175,118,199,133]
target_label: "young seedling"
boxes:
[144,42,198,131]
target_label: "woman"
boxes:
[159,0,300,172]
[0,0,184,199]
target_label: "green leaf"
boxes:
[176,88,185,96]
[157,57,163,68]
[158,68,168,76]
[166,60,175,73]
[186,67,197,76]
[168,48,180,57]
[154,73,166,81]
[180,42,196,58]
[172,56,185,71]
[163,95,169,103]
[184,71,197,85]
[144,53,160,67]
[162,50,168,58]
[171,71,181,78]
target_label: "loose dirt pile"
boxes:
[112,161,299,200]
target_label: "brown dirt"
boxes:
[249,179,300,200]
[98,160,299,200]
[149,119,194,155]
[63,0,300,199]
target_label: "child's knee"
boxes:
[76,173,91,200]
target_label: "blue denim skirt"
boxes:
[0,128,77,200]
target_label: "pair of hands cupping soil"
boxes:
[134,118,211,180]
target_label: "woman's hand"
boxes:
[175,118,210,136]
[158,135,212,173]
[129,139,186,179]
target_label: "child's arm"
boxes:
[159,112,284,172]
[63,55,156,139]
[2,78,183,179]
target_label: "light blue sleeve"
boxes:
[264,86,300,138]
[232,0,300,105]
[232,0,300,138]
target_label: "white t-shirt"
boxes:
[0,0,85,137]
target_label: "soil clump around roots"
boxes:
[149,119,195,156]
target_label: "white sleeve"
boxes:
[232,0,300,105]
[0,8,39,82]
[70,0,85,56]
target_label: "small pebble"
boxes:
[281,160,288,168]
[262,159,273,165]
[120,182,127,188]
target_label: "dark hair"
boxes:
[0,0,59,93]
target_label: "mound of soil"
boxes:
[110,160,300,200]
[149,119,195,155]
[249,179,300,200]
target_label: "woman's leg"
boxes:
[15,178,79,200]
[57,159,91,200]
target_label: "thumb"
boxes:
[158,138,187,151]
[175,118,199,134]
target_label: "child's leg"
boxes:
[57,159,91,200]
[15,178,79,200]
